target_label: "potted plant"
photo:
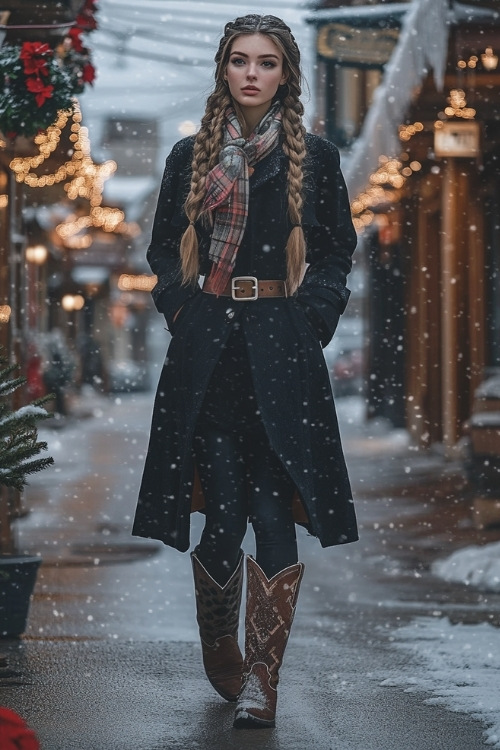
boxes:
[0,347,53,637]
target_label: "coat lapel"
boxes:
[250,143,287,190]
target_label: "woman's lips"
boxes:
[242,87,260,94]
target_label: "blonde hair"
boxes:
[180,15,306,293]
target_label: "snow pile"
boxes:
[382,616,500,748]
[431,542,500,593]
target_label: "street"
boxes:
[1,384,499,750]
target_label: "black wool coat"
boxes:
[132,132,359,552]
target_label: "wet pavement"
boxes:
[1,389,499,749]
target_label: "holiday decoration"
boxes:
[0,348,53,491]
[0,1,98,138]
[57,0,98,93]
[0,41,74,138]
[0,707,40,750]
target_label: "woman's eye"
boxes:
[230,57,245,66]
[262,61,276,68]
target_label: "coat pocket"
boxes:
[170,291,199,335]
[292,298,323,344]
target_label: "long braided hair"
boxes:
[180,14,307,294]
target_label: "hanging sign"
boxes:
[434,121,480,158]
[317,23,399,65]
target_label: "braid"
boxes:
[281,92,307,295]
[180,85,231,285]
[180,14,307,291]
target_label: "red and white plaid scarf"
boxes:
[202,102,282,294]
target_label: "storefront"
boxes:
[308,0,500,450]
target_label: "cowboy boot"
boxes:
[233,556,305,729]
[191,548,244,702]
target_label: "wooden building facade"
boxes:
[308,0,500,451]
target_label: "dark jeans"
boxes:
[193,325,298,585]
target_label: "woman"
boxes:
[133,14,358,729]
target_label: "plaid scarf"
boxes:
[202,101,282,294]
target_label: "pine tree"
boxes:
[0,348,54,491]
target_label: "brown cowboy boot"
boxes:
[233,556,304,729]
[191,549,244,702]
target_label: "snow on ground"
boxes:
[432,542,500,593]
[382,616,500,748]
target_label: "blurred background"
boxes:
[1,0,499,512]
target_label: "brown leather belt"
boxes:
[202,275,287,301]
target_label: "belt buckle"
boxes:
[231,276,258,301]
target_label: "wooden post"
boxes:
[441,158,460,452]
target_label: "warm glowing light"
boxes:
[0,305,11,323]
[398,121,424,142]
[445,89,476,119]
[351,147,421,230]
[118,274,157,292]
[0,194,7,209]
[481,47,498,71]
[178,120,197,136]
[8,101,137,248]
[61,294,85,311]
[25,244,48,264]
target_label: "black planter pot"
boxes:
[0,555,41,637]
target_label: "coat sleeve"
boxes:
[296,137,357,347]
[146,138,200,332]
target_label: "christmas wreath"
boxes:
[0,42,75,139]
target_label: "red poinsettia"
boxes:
[77,9,98,32]
[20,42,52,76]
[19,41,51,59]
[0,707,40,750]
[82,63,96,84]
[26,77,54,107]
[68,26,84,53]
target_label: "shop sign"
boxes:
[434,121,480,158]
[317,23,399,65]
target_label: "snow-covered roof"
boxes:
[307,1,499,26]
[343,0,449,202]
[306,3,409,26]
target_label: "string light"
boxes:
[481,47,498,71]
[6,99,140,248]
[398,121,424,142]
[351,154,422,231]
[61,294,85,311]
[9,109,73,183]
[443,88,476,119]
[0,195,7,208]
[351,54,479,231]
[0,305,11,323]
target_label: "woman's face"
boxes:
[225,33,287,118]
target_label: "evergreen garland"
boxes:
[0,349,54,491]
[0,42,75,139]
